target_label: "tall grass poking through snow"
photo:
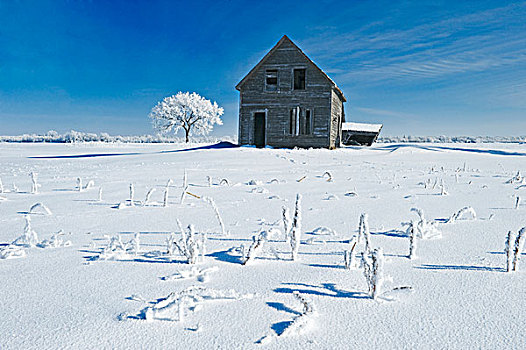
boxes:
[290,194,302,261]
[166,220,206,264]
[505,231,514,272]
[242,230,268,265]
[0,178,4,193]
[202,196,226,236]
[282,206,292,239]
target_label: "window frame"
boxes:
[292,68,306,90]
[265,69,278,92]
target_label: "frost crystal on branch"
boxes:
[149,92,224,143]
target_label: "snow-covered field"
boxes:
[1,142,525,349]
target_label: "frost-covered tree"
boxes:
[149,92,224,143]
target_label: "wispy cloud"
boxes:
[302,2,526,84]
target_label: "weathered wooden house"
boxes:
[236,35,346,149]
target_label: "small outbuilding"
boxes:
[342,122,383,146]
[236,35,346,149]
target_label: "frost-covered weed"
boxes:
[344,236,358,269]
[282,206,292,239]
[143,188,156,206]
[405,208,441,239]
[166,221,206,264]
[76,177,83,192]
[0,178,3,193]
[207,176,212,187]
[202,196,226,236]
[362,248,384,299]
[0,244,26,259]
[129,183,135,206]
[280,291,316,336]
[30,172,40,194]
[446,206,476,224]
[515,196,521,209]
[183,169,188,188]
[37,230,72,248]
[512,228,525,271]
[506,171,524,184]
[505,231,514,272]
[358,213,371,253]
[180,185,189,204]
[407,221,417,259]
[124,286,252,323]
[98,187,103,201]
[322,171,333,182]
[242,230,269,265]
[13,215,39,247]
[290,194,302,261]
[219,178,229,186]
[29,202,53,215]
[93,234,140,261]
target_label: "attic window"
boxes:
[293,68,305,90]
[265,70,278,91]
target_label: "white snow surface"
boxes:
[342,122,383,133]
[1,142,525,349]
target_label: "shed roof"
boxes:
[342,122,383,133]
[235,35,346,102]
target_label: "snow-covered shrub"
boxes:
[362,248,384,300]
[13,215,39,247]
[166,221,206,264]
[37,230,72,248]
[29,202,52,215]
[30,172,40,194]
[446,206,476,224]
[160,266,219,282]
[93,234,139,261]
[344,236,358,269]
[290,194,302,261]
[202,196,226,236]
[405,208,441,239]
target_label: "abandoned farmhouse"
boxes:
[236,35,382,149]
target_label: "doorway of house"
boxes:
[254,112,266,148]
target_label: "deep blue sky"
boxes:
[1,0,525,136]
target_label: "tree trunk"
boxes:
[185,128,190,143]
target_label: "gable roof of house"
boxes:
[235,35,346,102]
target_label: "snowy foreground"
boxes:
[1,142,525,349]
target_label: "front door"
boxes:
[254,112,266,148]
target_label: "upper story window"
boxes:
[293,68,306,90]
[265,70,278,91]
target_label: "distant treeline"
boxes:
[0,130,524,144]
[0,130,237,144]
